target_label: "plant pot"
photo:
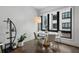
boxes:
[13,45,17,49]
[18,42,24,47]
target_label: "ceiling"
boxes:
[32,6,48,10]
[32,6,62,11]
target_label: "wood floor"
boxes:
[12,40,79,53]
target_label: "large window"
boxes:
[41,7,72,39]
[53,14,57,20]
[62,22,70,29]
[62,11,71,19]
[48,12,59,32]
[41,15,49,31]
[53,23,57,29]
[61,8,72,39]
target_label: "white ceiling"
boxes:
[32,6,48,10]
[32,6,62,11]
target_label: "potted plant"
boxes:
[18,33,27,47]
[13,43,17,49]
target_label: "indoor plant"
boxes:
[18,33,27,47]
[13,43,17,49]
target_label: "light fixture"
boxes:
[34,16,41,24]
[34,16,41,32]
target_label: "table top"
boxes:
[37,31,58,35]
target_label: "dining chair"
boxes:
[34,32,39,40]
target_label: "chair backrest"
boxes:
[34,32,38,40]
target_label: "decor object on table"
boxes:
[18,33,27,47]
[43,28,50,49]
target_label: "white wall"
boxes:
[73,6,79,44]
[0,6,39,44]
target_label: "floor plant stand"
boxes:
[3,18,17,52]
